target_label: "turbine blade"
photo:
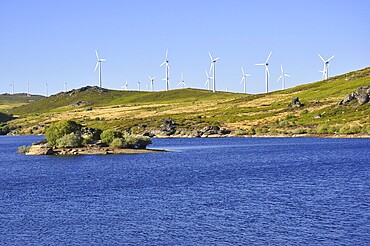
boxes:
[255,63,264,66]
[213,57,220,62]
[153,76,156,80]
[277,75,283,82]
[94,61,99,72]
[327,55,335,62]
[241,67,245,75]
[240,77,244,84]
[318,53,325,62]
[95,50,99,60]
[265,51,272,63]
[285,74,290,77]
[160,61,166,67]
[208,52,213,61]
[100,58,106,62]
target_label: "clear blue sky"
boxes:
[1,0,369,95]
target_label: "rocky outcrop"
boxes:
[26,145,54,155]
[339,86,370,105]
[292,97,302,108]
[160,118,178,136]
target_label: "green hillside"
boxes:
[7,67,370,136]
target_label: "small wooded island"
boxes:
[19,120,163,156]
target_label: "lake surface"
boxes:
[0,136,369,245]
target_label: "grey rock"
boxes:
[292,97,302,107]
[357,94,369,105]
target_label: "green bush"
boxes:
[246,127,256,135]
[339,125,351,134]
[45,120,81,146]
[363,125,370,134]
[234,129,246,136]
[134,135,152,149]
[100,129,123,144]
[315,124,329,134]
[56,132,82,148]
[18,145,31,154]
[110,138,125,148]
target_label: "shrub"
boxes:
[18,145,31,154]
[315,124,329,134]
[246,127,256,135]
[134,135,152,149]
[56,132,82,148]
[339,125,351,134]
[234,129,247,136]
[255,126,269,134]
[363,125,370,134]
[100,129,123,144]
[45,120,81,146]
[110,138,125,148]
[350,125,361,134]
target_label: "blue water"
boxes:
[0,136,369,245]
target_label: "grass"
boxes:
[6,67,370,136]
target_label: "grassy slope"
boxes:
[8,67,370,135]
[0,93,45,111]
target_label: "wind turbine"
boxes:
[45,82,48,97]
[205,70,212,90]
[27,82,30,96]
[10,81,14,94]
[318,53,335,80]
[208,52,219,93]
[255,51,272,93]
[137,81,141,91]
[94,50,106,88]
[149,76,156,92]
[160,49,170,91]
[64,82,67,92]
[177,73,186,89]
[277,65,290,90]
[122,80,128,91]
[240,67,251,94]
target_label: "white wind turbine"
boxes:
[205,70,212,90]
[64,82,67,92]
[27,82,30,96]
[137,81,141,91]
[122,80,128,91]
[177,73,186,89]
[240,67,251,94]
[94,50,106,88]
[318,53,335,80]
[277,65,290,90]
[160,49,170,91]
[45,82,48,97]
[149,76,156,92]
[255,51,272,93]
[10,81,14,94]
[208,52,220,93]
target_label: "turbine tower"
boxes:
[94,50,106,88]
[64,82,67,92]
[318,53,335,80]
[277,65,290,90]
[27,82,30,96]
[177,73,186,89]
[10,81,14,94]
[137,81,141,91]
[255,51,272,93]
[208,52,219,93]
[45,82,48,97]
[160,49,170,91]
[149,76,156,92]
[240,67,251,94]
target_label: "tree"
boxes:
[100,129,123,145]
[45,120,82,146]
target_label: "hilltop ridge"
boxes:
[5,67,370,137]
